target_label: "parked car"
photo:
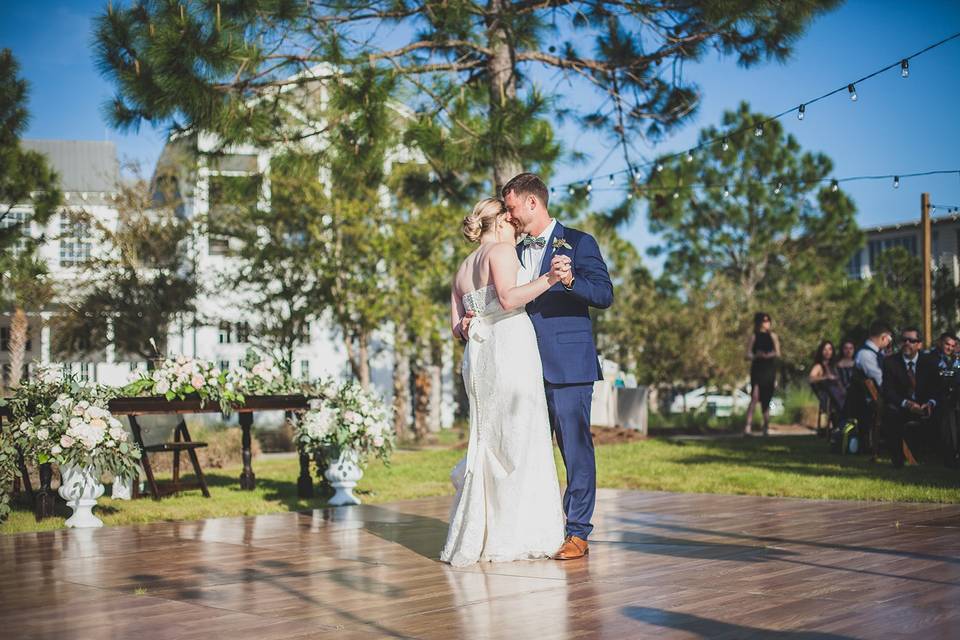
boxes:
[669,386,784,417]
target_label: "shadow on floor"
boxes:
[623,606,856,639]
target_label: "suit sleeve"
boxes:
[881,359,907,409]
[567,233,614,309]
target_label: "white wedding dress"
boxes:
[440,270,565,567]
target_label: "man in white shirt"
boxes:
[854,322,892,387]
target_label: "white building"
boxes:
[848,213,960,283]
[2,137,454,428]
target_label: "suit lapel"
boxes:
[539,221,564,277]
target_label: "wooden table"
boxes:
[3,395,316,520]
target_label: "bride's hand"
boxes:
[547,255,571,285]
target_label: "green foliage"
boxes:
[92,1,838,186]
[0,49,61,251]
[52,178,197,361]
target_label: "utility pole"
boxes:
[921,192,932,345]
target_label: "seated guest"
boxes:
[836,339,857,390]
[926,332,960,467]
[842,322,892,430]
[809,340,845,413]
[881,327,940,468]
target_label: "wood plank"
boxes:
[2,490,960,639]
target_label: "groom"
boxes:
[502,172,614,560]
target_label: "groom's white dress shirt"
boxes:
[521,218,556,284]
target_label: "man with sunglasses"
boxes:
[881,328,941,468]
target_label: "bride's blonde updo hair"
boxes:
[462,197,506,243]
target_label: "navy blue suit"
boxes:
[519,222,613,539]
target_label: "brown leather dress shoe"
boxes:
[553,535,589,560]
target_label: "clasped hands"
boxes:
[905,399,934,417]
[549,254,574,287]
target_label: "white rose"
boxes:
[191,373,205,388]
[90,418,108,432]
[103,440,115,448]
[207,377,218,387]
[60,435,75,448]
[373,436,385,448]
[36,428,49,441]
[156,380,170,394]
[50,445,62,455]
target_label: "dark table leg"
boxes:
[297,449,314,498]
[239,412,256,490]
[34,462,54,521]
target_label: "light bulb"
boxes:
[626,191,633,200]
[656,162,664,173]
[831,180,839,192]
[848,84,857,101]
[685,151,693,163]
[723,186,730,198]
[586,180,593,192]
[568,186,575,196]
[931,205,937,214]
[893,176,900,189]
[754,124,763,137]
[901,59,909,78]
[608,174,615,185]
[774,182,782,195]
[797,104,805,121]
[722,139,729,152]
[550,187,555,196]
[673,191,679,199]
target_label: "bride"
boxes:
[441,197,567,567]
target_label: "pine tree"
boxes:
[92,1,839,189]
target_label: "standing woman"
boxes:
[744,312,780,436]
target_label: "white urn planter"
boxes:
[324,450,363,506]
[58,463,105,528]
[111,475,136,501]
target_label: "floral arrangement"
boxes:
[123,356,241,412]
[226,349,303,398]
[3,365,141,505]
[295,380,394,464]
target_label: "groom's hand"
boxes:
[551,255,574,288]
[459,311,475,340]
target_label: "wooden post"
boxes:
[921,192,933,345]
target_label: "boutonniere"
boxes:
[552,237,572,251]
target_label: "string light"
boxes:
[547,31,960,192]
[586,180,593,192]
[831,180,839,192]
[774,182,782,194]
[723,185,731,198]
[893,176,900,189]
[673,191,679,199]
[656,162,664,172]
[685,150,694,162]
[608,174,615,185]
[568,186,575,196]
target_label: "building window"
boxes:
[218,360,230,373]
[59,215,92,266]
[847,251,863,279]
[300,359,310,380]
[218,321,232,344]
[234,321,250,343]
[868,235,917,270]
[298,321,311,345]
[67,362,95,383]
[0,210,31,254]
[207,174,260,256]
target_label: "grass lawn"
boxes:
[3,435,958,535]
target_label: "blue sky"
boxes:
[2,1,959,262]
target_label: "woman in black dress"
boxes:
[836,339,856,391]
[744,312,780,436]
[809,340,846,418]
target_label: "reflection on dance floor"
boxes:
[2,489,959,638]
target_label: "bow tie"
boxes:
[523,236,546,249]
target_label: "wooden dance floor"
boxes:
[3,489,960,639]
